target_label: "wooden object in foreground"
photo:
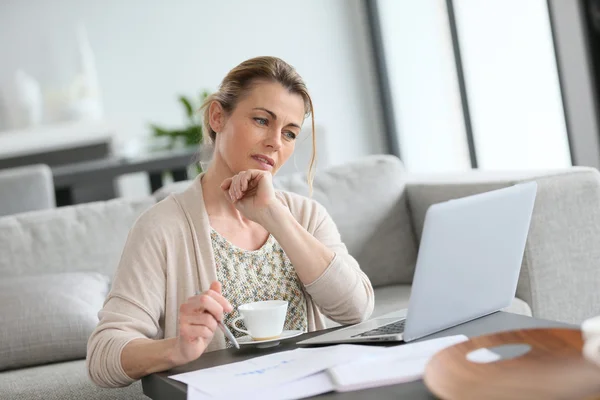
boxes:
[423,328,600,400]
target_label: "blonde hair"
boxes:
[200,56,316,193]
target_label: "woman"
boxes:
[86,56,374,388]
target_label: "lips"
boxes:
[252,154,275,168]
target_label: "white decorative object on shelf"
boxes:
[13,69,43,128]
[63,22,104,121]
[43,22,104,124]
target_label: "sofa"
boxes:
[0,164,55,217]
[2,154,600,399]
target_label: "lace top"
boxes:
[210,228,308,346]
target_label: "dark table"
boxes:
[142,312,574,399]
[51,147,199,206]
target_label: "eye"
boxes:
[253,117,268,126]
[283,131,297,140]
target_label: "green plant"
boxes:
[150,90,210,149]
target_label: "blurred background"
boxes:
[1,0,599,211]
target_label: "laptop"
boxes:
[298,181,537,346]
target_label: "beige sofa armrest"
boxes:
[0,164,55,217]
[403,167,600,324]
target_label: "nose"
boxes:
[264,128,282,150]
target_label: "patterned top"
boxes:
[210,228,308,347]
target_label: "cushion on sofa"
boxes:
[324,284,532,328]
[0,272,110,371]
[274,155,418,287]
[0,359,148,399]
[0,197,155,279]
[372,285,532,317]
[406,182,515,243]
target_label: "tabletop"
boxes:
[142,311,575,399]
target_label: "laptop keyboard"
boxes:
[352,319,406,338]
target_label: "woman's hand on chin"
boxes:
[220,169,283,223]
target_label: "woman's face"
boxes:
[210,81,306,175]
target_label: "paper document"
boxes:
[328,334,500,392]
[170,344,383,398]
[171,334,499,399]
[187,372,334,400]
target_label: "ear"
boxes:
[208,101,225,133]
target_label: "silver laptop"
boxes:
[298,182,537,345]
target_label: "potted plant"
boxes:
[149,90,210,173]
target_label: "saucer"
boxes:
[237,330,305,348]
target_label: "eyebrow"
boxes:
[253,107,301,129]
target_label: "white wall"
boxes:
[453,0,572,170]
[377,0,472,173]
[0,0,385,183]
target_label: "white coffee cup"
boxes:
[231,300,288,341]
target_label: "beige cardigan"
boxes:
[86,175,375,388]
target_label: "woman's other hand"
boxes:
[220,169,281,223]
[171,281,233,365]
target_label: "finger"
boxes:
[180,299,222,323]
[180,293,226,317]
[204,289,233,313]
[195,294,225,321]
[221,179,235,203]
[242,171,251,192]
[230,175,237,200]
[220,178,233,191]
[236,175,245,199]
[240,172,252,196]
[210,281,222,294]
[180,301,202,316]
[229,185,237,202]
[254,171,266,184]
[181,311,218,332]
[248,170,266,191]
[227,175,238,201]
[181,323,214,342]
[233,174,242,199]
[193,325,216,340]
[247,169,267,180]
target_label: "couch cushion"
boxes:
[274,155,418,287]
[372,284,532,319]
[0,272,110,371]
[0,196,155,279]
[406,182,514,243]
[0,359,148,399]
[324,284,531,327]
[403,168,592,243]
